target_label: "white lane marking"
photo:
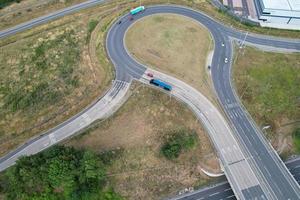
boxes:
[209,192,220,196]
[226,195,235,199]
[222,148,226,154]
[234,112,238,117]
[264,165,272,177]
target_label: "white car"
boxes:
[224,58,228,63]
[222,43,225,47]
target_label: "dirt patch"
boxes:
[232,46,300,156]
[67,83,220,199]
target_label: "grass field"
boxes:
[0,4,121,156]
[125,13,220,106]
[232,46,300,156]
[1,0,299,38]
[66,83,220,200]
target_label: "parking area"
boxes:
[222,0,258,20]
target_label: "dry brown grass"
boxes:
[232,46,300,157]
[67,83,220,200]
[0,3,126,156]
[125,13,221,107]
[0,0,88,30]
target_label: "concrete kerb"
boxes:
[200,167,224,177]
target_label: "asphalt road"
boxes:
[173,157,300,200]
[0,80,130,171]
[1,2,300,200]
[106,5,300,199]
[0,0,108,39]
[107,9,267,199]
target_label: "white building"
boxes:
[255,0,300,29]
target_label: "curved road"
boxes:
[106,5,300,199]
[173,157,300,200]
[1,3,300,200]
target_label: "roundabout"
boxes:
[0,3,300,200]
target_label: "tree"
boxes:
[0,146,122,200]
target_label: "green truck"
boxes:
[130,6,145,15]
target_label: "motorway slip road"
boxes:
[1,2,300,200]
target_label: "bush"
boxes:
[86,19,99,42]
[161,142,182,160]
[0,0,22,8]
[99,149,123,166]
[88,20,98,34]
[160,129,198,160]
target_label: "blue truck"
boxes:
[149,79,172,91]
[130,6,145,15]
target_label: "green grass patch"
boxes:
[245,61,299,120]
[0,28,80,114]
[86,19,99,42]
[88,20,98,34]
[233,47,300,123]
[293,128,300,153]
[161,129,198,160]
[0,0,21,9]
[233,47,300,154]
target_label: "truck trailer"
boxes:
[149,79,172,91]
[130,6,145,15]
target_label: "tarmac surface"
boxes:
[107,6,300,199]
[0,2,300,199]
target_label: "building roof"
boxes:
[289,0,300,11]
[257,0,300,19]
[261,0,300,11]
[261,0,290,10]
